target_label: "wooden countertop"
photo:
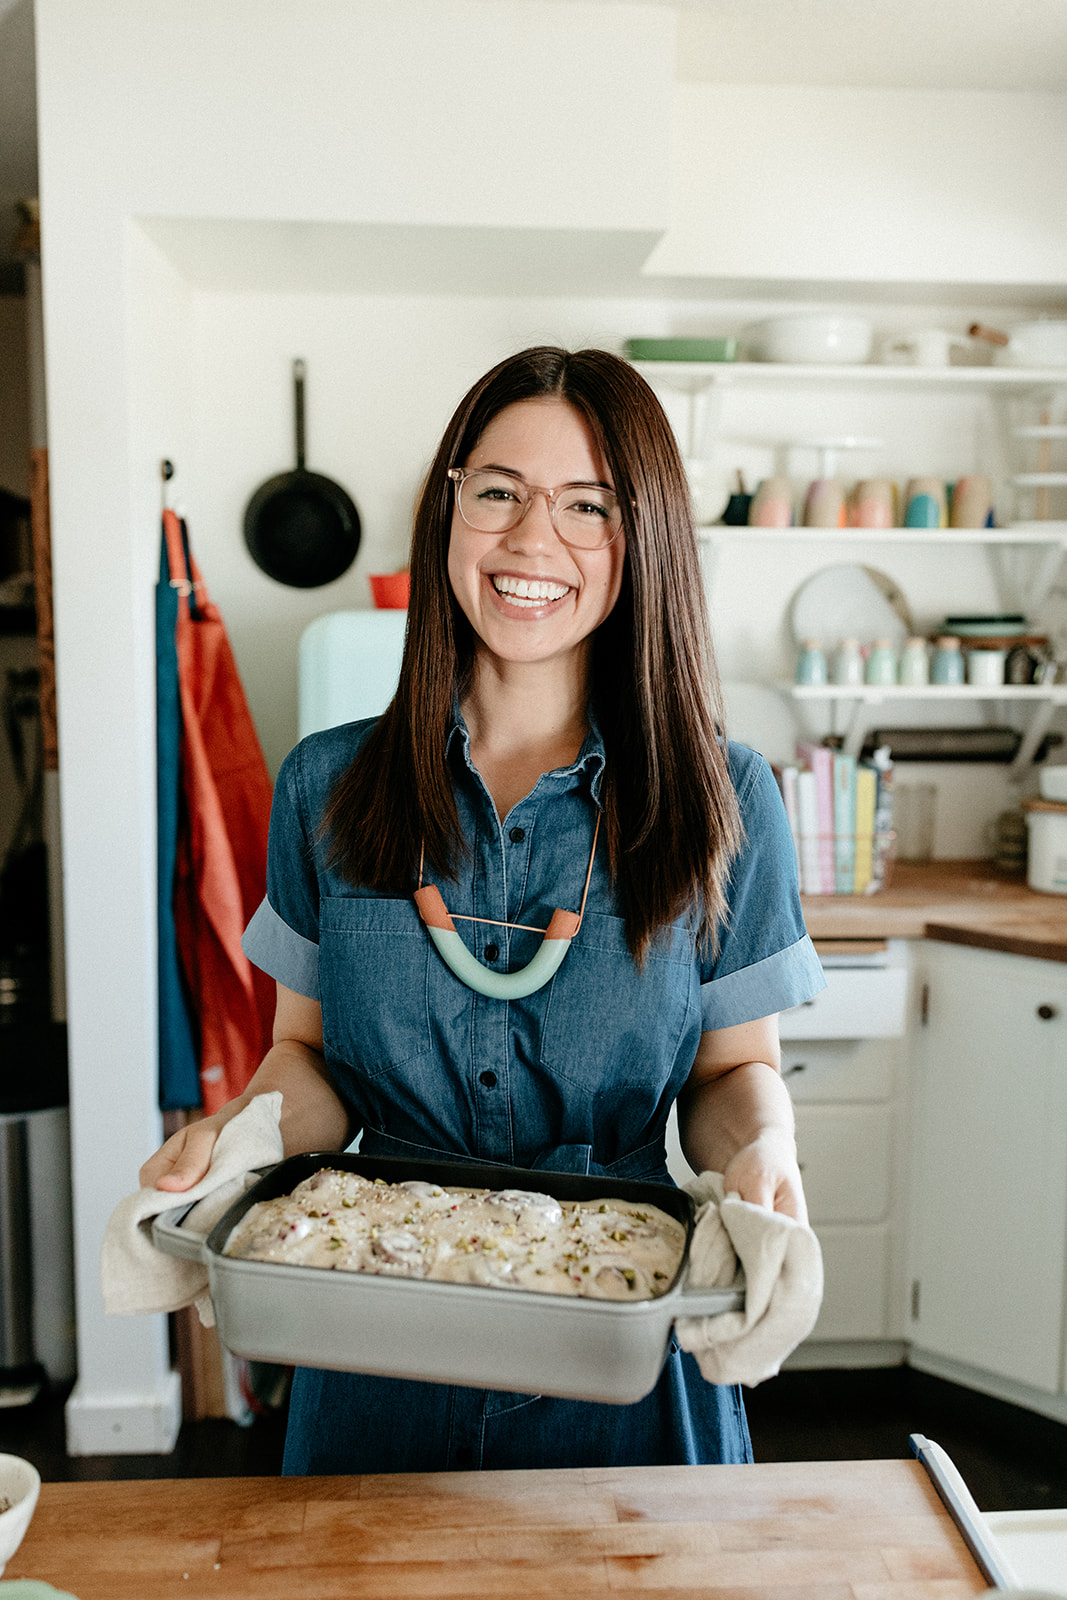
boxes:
[804,858,1067,960]
[10,1460,987,1598]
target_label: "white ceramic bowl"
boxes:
[0,1455,41,1575]
[1038,765,1067,802]
[743,314,873,365]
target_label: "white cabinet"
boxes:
[908,939,1067,1395]
[785,1038,906,1346]
[780,944,912,1351]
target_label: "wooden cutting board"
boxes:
[10,1459,988,1598]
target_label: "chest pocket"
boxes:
[540,912,696,1093]
[318,896,435,1078]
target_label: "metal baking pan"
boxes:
[152,1151,743,1405]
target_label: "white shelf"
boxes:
[781,682,1067,775]
[697,523,1067,545]
[786,683,1067,702]
[637,360,1067,393]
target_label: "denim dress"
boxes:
[242,710,825,1475]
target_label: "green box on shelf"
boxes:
[625,337,739,363]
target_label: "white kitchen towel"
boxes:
[101,1091,284,1328]
[675,1170,824,1388]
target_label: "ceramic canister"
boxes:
[796,640,828,686]
[966,647,1007,687]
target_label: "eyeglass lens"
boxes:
[456,469,620,548]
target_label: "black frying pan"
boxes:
[243,359,361,588]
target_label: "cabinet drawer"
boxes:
[808,1226,890,1341]
[794,1105,892,1224]
[781,966,908,1039]
[782,1039,894,1103]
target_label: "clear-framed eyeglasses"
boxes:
[447,466,625,550]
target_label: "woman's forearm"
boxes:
[232,1037,353,1156]
[678,1059,796,1177]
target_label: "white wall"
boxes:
[649,84,1067,292]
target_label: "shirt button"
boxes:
[479,1070,497,1088]
[508,826,526,843]
[484,942,499,962]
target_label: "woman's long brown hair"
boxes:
[322,347,743,960]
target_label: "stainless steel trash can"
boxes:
[0,1113,33,1370]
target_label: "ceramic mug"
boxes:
[950,474,994,529]
[850,477,896,528]
[802,478,847,528]
[904,476,947,529]
[749,476,793,527]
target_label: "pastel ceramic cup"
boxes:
[904,477,947,528]
[950,474,994,529]
[802,478,847,528]
[850,477,896,528]
[749,476,793,527]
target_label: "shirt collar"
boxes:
[445,699,606,806]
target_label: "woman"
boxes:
[142,346,825,1474]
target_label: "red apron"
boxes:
[163,510,275,1113]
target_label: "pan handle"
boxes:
[675,1274,745,1318]
[151,1202,210,1264]
[293,357,306,470]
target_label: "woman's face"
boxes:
[447,397,627,676]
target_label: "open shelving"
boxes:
[783,682,1067,774]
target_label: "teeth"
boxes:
[492,575,569,607]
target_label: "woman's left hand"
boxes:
[720,1128,808,1225]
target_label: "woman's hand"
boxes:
[139,984,350,1194]
[139,1100,247,1193]
[720,1127,808,1225]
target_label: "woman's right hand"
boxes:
[139,1097,248,1193]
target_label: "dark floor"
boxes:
[3,1366,1067,1513]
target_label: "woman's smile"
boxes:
[488,572,574,610]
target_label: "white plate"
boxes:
[789,564,913,650]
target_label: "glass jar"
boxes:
[796,640,828,686]
[832,638,865,686]
[898,636,930,686]
[931,635,965,685]
[865,639,897,686]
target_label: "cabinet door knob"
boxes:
[1037,1003,1059,1020]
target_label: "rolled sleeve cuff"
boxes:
[700,935,826,1032]
[242,897,320,1002]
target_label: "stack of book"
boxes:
[775,744,895,896]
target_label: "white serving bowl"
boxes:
[1038,765,1067,802]
[743,313,873,365]
[0,1455,41,1575]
